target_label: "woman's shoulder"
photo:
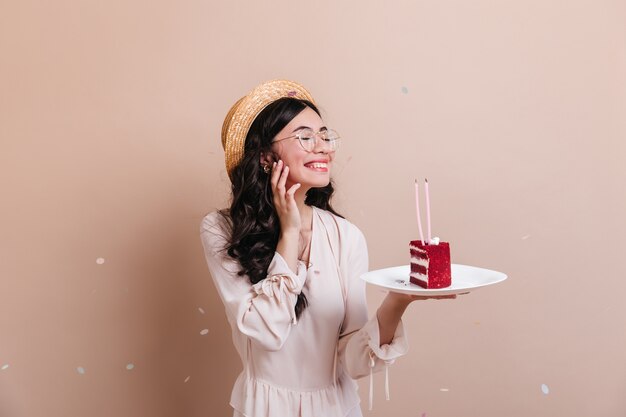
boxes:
[199,210,231,237]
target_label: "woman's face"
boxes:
[269,107,335,189]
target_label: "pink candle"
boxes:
[415,179,425,245]
[425,178,432,243]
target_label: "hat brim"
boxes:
[221,79,316,178]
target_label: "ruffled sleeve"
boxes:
[337,225,409,410]
[200,212,308,351]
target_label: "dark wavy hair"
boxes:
[219,97,343,320]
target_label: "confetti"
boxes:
[440,388,449,392]
[1,364,9,371]
[184,376,191,383]
[401,86,409,94]
[198,307,205,314]
[521,235,531,240]
[200,329,209,336]
[541,384,549,394]
[77,366,86,375]
[126,363,134,370]
[96,258,105,265]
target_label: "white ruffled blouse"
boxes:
[200,206,409,417]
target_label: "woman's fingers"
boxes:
[270,161,278,184]
[270,160,285,204]
[407,293,458,301]
[276,165,289,207]
[270,160,300,213]
[277,165,289,192]
[286,182,301,200]
[270,161,281,190]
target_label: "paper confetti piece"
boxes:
[200,329,209,336]
[77,366,86,375]
[126,363,134,370]
[401,86,409,94]
[440,388,449,392]
[96,258,105,265]
[541,384,549,394]
[198,307,205,314]
[521,235,531,240]
[184,376,190,383]
[1,364,9,371]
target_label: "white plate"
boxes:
[360,264,508,296]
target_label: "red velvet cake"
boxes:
[409,239,451,289]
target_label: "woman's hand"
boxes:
[385,291,460,307]
[270,160,302,234]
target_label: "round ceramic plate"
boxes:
[360,264,508,296]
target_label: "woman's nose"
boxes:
[312,134,331,153]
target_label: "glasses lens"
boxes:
[297,129,341,152]
[297,129,315,151]
[323,129,340,140]
[323,130,340,151]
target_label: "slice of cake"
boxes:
[409,238,451,289]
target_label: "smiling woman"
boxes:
[199,80,446,417]
[263,106,337,199]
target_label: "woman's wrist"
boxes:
[377,294,410,346]
[276,228,300,274]
[279,227,300,239]
[382,291,415,309]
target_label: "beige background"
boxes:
[1,0,625,416]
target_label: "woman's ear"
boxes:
[259,152,276,168]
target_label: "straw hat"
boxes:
[221,79,316,179]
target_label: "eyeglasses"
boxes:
[273,128,340,152]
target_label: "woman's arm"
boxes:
[376,295,411,346]
[377,292,457,346]
[200,213,307,351]
[271,160,302,274]
[337,226,409,379]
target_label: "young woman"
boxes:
[200,80,453,417]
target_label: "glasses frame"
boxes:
[272,128,340,152]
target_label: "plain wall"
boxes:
[1,1,625,416]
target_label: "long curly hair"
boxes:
[219,97,343,320]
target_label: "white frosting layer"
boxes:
[410,256,428,267]
[409,272,427,283]
[409,243,426,251]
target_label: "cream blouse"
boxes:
[199,205,409,417]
